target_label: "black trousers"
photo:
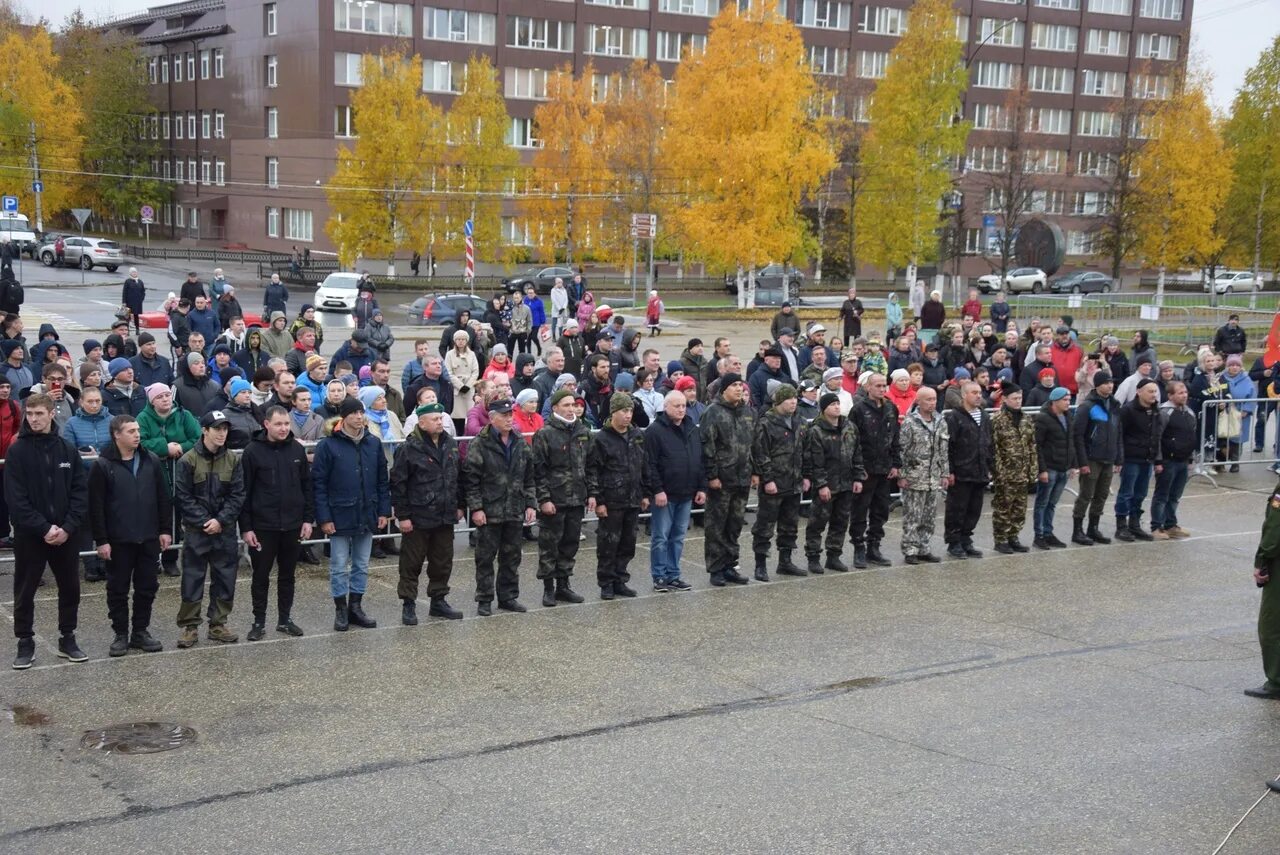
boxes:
[12,532,80,639]
[537,504,584,579]
[106,540,160,634]
[944,480,986,545]
[249,529,301,624]
[849,473,893,547]
[475,519,523,603]
[596,506,639,588]
[397,525,454,601]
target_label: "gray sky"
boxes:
[19,0,1280,112]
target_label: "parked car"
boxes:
[37,235,122,272]
[1049,270,1113,294]
[138,308,264,330]
[314,271,364,312]
[502,266,576,295]
[0,212,40,257]
[1205,271,1259,294]
[975,267,1047,294]
[723,264,803,301]
[406,293,490,326]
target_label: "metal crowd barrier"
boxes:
[1193,396,1280,488]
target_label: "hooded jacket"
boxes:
[3,419,88,538]
[174,364,222,418]
[62,405,112,456]
[234,331,268,376]
[849,394,902,475]
[1073,389,1123,465]
[88,443,172,545]
[103,381,147,418]
[586,422,651,509]
[899,407,949,490]
[174,438,245,531]
[239,433,314,532]
[462,424,536,521]
[751,408,803,495]
[532,414,591,507]
[137,403,201,489]
[261,324,293,360]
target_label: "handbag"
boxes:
[1217,404,1242,440]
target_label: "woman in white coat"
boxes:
[445,329,479,435]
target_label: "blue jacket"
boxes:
[62,407,112,461]
[187,307,220,347]
[1225,369,1257,415]
[524,295,546,328]
[296,372,326,401]
[312,427,391,536]
[328,341,375,377]
[130,353,174,387]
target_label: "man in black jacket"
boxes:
[1114,379,1164,542]
[1071,371,1122,545]
[89,414,171,656]
[240,407,314,641]
[700,374,755,586]
[391,403,465,625]
[847,373,901,568]
[586,393,652,600]
[943,382,994,558]
[1213,315,1247,356]
[802,392,866,574]
[750,384,806,581]
[6,394,90,669]
[1033,387,1075,549]
[646,390,705,592]
[532,389,591,606]
[1019,344,1058,393]
[1151,381,1197,539]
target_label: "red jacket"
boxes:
[1049,340,1085,395]
[885,383,917,422]
[0,399,20,463]
[961,299,983,323]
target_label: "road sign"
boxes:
[71,208,92,228]
[31,181,42,193]
[982,215,996,228]
[630,213,657,239]
[1,196,16,213]
[140,204,155,220]
[463,218,475,281]
[141,217,154,225]
[463,218,473,238]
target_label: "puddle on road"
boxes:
[5,704,50,726]
[80,722,197,755]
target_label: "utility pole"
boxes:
[28,121,44,232]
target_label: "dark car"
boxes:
[723,264,803,302]
[1048,270,1113,294]
[406,293,491,326]
[502,266,576,295]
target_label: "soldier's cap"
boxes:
[415,402,445,417]
[720,372,744,389]
[609,391,633,415]
[772,383,797,405]
[1048,387,1070,402]
[778,327,796,339]
[763,345,784,359]
[487,397,514,414]
[999,379,1021,396]
[819,392,840,412]
[549,388,575,408]
[798,379,819,393]
[200,410,230,428]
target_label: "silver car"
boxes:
[38,236,123,272]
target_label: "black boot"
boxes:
[370,541,387,560]
[1113,515,1135,542]
[542,578,557,608]
[1129,514,1153,541]
[754,554,770,582]
[84,558,106,582]
[1008,537,1029,553]
[428,597,463,620]
[555,577,584,603]
[1072,518,1094,546]
[853,544,868,569]
[776,550,807,577]
[477,601,492,616]
[1087,516,1111,544]
[806,554,824,575]
[995,541,1014,554]
[401,599,418,626]
[109,633,129,657]
[865,543,891,567]
[333,596,349,631]
[962,540,983,558]
[382,537,400,555]
[1033,535,1050,550]
[825,551,849,572]
[709,570,727,587]
[347,593,377,628]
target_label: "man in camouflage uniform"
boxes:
[586,392,652,600]
[1246,477,1280,700]
[991,380,1038,553]
[699,372,755,586]
[462,398,537,615]
[532,388,590,608]
[897,387,949,563]
[750,384,806,581]
[801,391,866,574]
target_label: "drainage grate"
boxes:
[80,722,197,755]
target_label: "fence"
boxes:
[1194,396,1280,488]
[122,244,293,265]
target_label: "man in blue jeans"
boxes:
[1152,380,1197,538]
[1033,387,1074,549]
[645,391,705,592]
[1114,379,1163,542]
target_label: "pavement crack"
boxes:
[799,711,1025,776]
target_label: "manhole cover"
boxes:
[80,722,197,755]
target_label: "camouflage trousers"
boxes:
[751,491,800,556]
[805,490,853,558]
[992,479,1031,542]
[900,489,939,557]
[537,504,584,580]
[596,506,640,588]
[704,486,749,575]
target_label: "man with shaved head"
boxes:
[645,390,705,592]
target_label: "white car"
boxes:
[975,266,1048,294]
[1205,271,1259,294]
[314,271,363,312]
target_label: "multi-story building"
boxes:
[110,0,1191,275]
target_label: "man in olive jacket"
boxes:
[586,392,652,600]
[532,389,590,608]
[751,384,806,581]
[699,372,755,586]
[1247,478,1280,699]
[391,403,465,626]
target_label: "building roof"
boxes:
[103,0,224,29]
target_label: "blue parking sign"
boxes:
[31,181,42,193]
[1,196,16,212]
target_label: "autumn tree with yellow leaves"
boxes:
[663,0,834,307]
[326,52,445,272]
[855,0,968,286]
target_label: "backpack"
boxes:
[0,273,23,307]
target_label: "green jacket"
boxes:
[991,406,1038,486]
[751,409,803,495]
[532,415,590,507]
[462,425,536,522]
[699,397,755,489]
[137,403,201,491]
[1255,484,1280,572]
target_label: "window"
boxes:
[201,159,211,185]
[266,55,278,87]
[1140,0,1181,18]
[186,52,195,79]
[333,0,412,35]
[1078,110,1121,136]
[161,56,169,83]
[265,107,277,138]
[658,0,719,15]
[1087,0,1131,13]
[175,113,184,139]
[504,67,550,99]
[200,49,210,79]
[423,60,465,93]
[1030,23,1077,52]
[974,61,1018,89]
[977,18,1023,47]
[1067,231,1098,255]
[856,5,904,34]
[335,105,357,137]
[1077,150,1117,177]
[983,188,1007,213]
[964,228,984,255]
[266,207,280,238]
[1073,191,1114,215]
[856,50,889,79]
[1029,190,1066,214]
[285,209,313,242]
[1081,69,1125,96]
[267,156,279,188]
[1025,149,1066,173]
[585,25,648,58]
[797,0,852,31]
[174,160,184,182]
[214,48,224,78]
[591,72,622,103]
[175,204,184,228]
[1026,65,1073,93]
[148,58,157,84]
[190,208,199,236]
[215,160,225,186]
[201,111,211,139]
[187,112,196,139]
[1026,106,1071,134]
[163,160,171,181]
[508,117,539,148]
[162,114,171,139]
[984,0,1024,5]
[335,52,363,86]
[1085,28,1129,56]
[1136,32,1179,60]
[187,159,196,185]
[967,146,1009,172]
[173,54,183,82]
[1034,0,1079,8]
[955,14,970,40]
[1132,73,1171,99]
[971,103,1011,130]
[265,2,277,34]
[585,0,648,7]
[149,115,158,139]
[657,31,707,62]
[501,217,532,246]
[506,16,573,51]
[808,45,848,76]
[423,8,496,43]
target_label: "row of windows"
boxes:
[979,189,1116,216]
[972,103,1151,137]
[151,110,226,141]
[979,0,1181,15]
[972,62,1170,98]
[147,48,223,84]
[965,148,1122,177]
[154,157,225,187]
[961,229,1100,256]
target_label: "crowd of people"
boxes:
[1,271,1268,672]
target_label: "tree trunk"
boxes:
[1155,264,1165,308]
[736,265,746,310]
[1251,179,1266,312]
[746,267,757,310]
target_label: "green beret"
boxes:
[609,391,634,415]
[415,402,446,417]
[773,383,798,405]
[549,388,575,408]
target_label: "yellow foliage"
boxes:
[602,60,673,262]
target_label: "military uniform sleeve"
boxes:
[850,424,868,482]
[531,430,551,505]
[751,418,773,484]
[519,443,535,511]
[389,444,410,519]
[585,434,602,503]
[800,427,825,488]
[1256,498,1280,569]
[462,439,483,512]
[700,415,720,482]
